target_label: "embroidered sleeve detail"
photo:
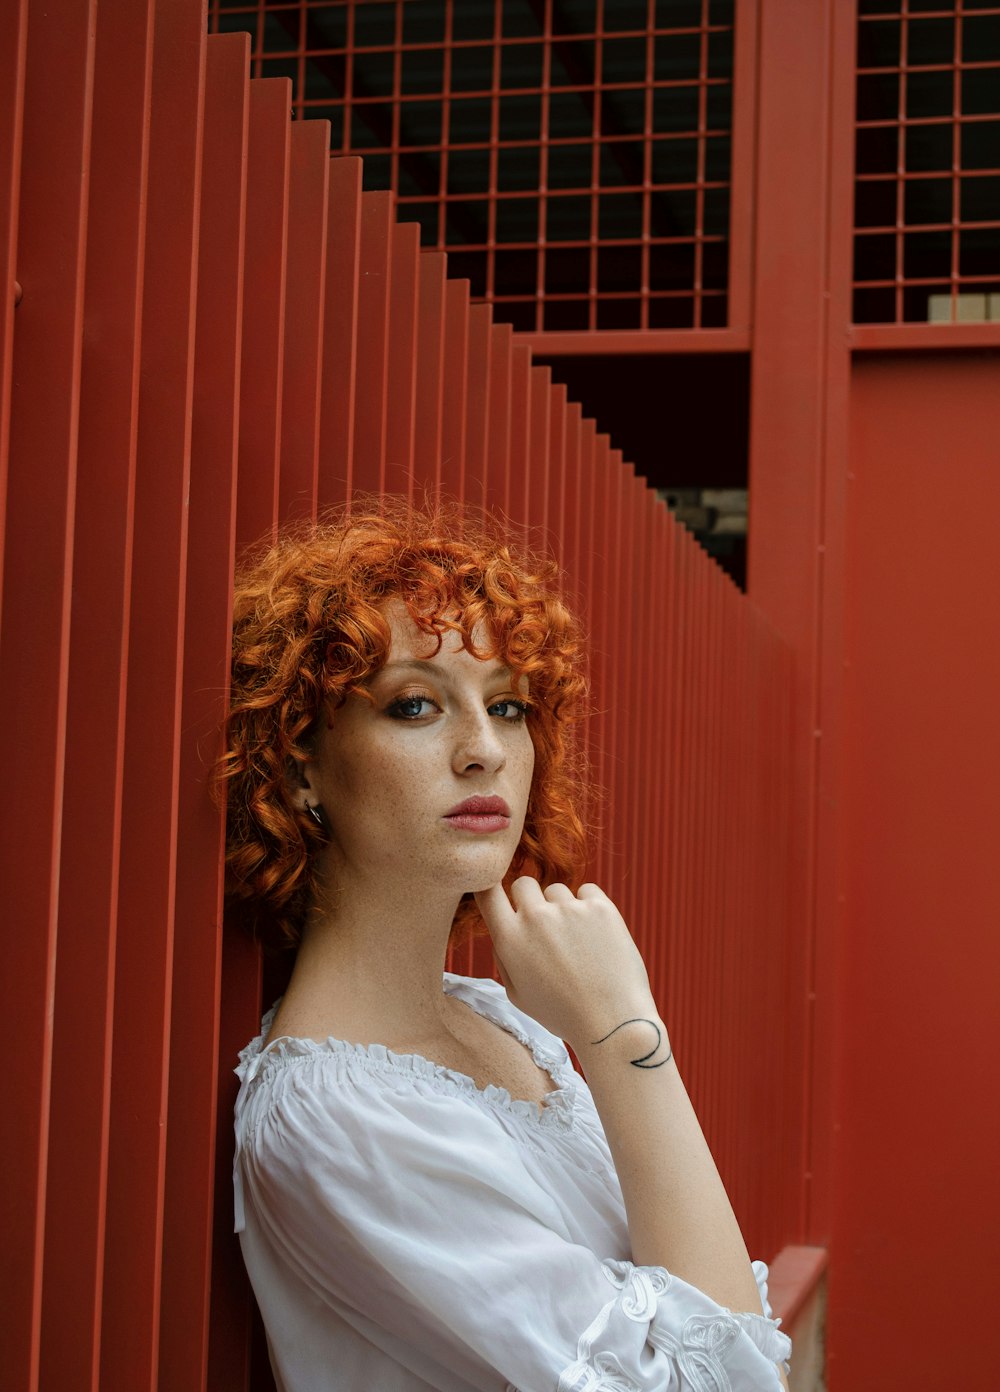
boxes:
[647,1313,744,1391]
[558,1260,791,1392]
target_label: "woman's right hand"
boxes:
[474,877,659,1053]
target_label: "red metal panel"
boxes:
[413,250,446,497]
[99,3,205,1388]
[317,156,361,502]
[835,355,1000,1392]
[236,77,291,548]
[384,219,420,502]
[160,33,250,1392]
[38,5,154,1391]
[352,190,393,495]
[0,4,96,1387]
[279,117,330,523]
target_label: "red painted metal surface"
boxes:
[3,7,809,1388]
[837,354,1000,1391]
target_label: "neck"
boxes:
[277,862,468,1045]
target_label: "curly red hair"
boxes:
[217,495,592,951]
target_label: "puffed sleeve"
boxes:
[235,1055,791,1392]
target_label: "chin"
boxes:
[459,847,519,896]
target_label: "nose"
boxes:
[451,706,507,776]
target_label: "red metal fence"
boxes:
[0,2,799,1388]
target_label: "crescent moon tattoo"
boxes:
[589,1017,672,1068]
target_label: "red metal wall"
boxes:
[0,3,799,1389]
[832,353,1000,1389]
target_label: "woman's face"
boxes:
[298,599,535,899]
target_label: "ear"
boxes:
[284,754,315,813]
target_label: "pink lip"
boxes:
[443,795,512,835]
[444,795,511,817]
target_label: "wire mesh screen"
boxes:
[854,0,1000,324]
[207,0,735,333]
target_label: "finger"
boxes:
[475,882,518,936]
[542,882,575,902]
[576,882,608,900]
[509,875,546,912]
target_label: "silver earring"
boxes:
[306,803,325,829]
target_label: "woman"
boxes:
[222,499,792,1392]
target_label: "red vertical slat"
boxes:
[587,431,610,879]
[236,77,291,548]
[352,190,393,495]
[317,156,361,504]
[485,321,512,518]
[39,4,154,1390]
[706,564,724,1154]
[278,117,330,523]
[546,381,567,558]
[384,219,420,502]
[507,345,531,524]
[464,304,493,513]
[528,364,550,535]
[441,277,470,503]
[0,0,27,596]
[161,32,250,1392]
[413,251,446,497]
[668,530,691,1053]
[100,3,205,1387]
[630,483,653,983]
[0,5,96,1386]
[577,417,599,864]
[606,455,629,908]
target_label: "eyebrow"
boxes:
[374,659,515,683]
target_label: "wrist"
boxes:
[570,1010,672,1073]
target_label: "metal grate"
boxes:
[207,0,735,333]
[854,0,1000,324]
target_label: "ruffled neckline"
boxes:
[236,972,578,1130]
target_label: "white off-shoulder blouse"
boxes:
[233,970,792,1392]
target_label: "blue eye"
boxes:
[387,695,437,720]
[489,699,531,721]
